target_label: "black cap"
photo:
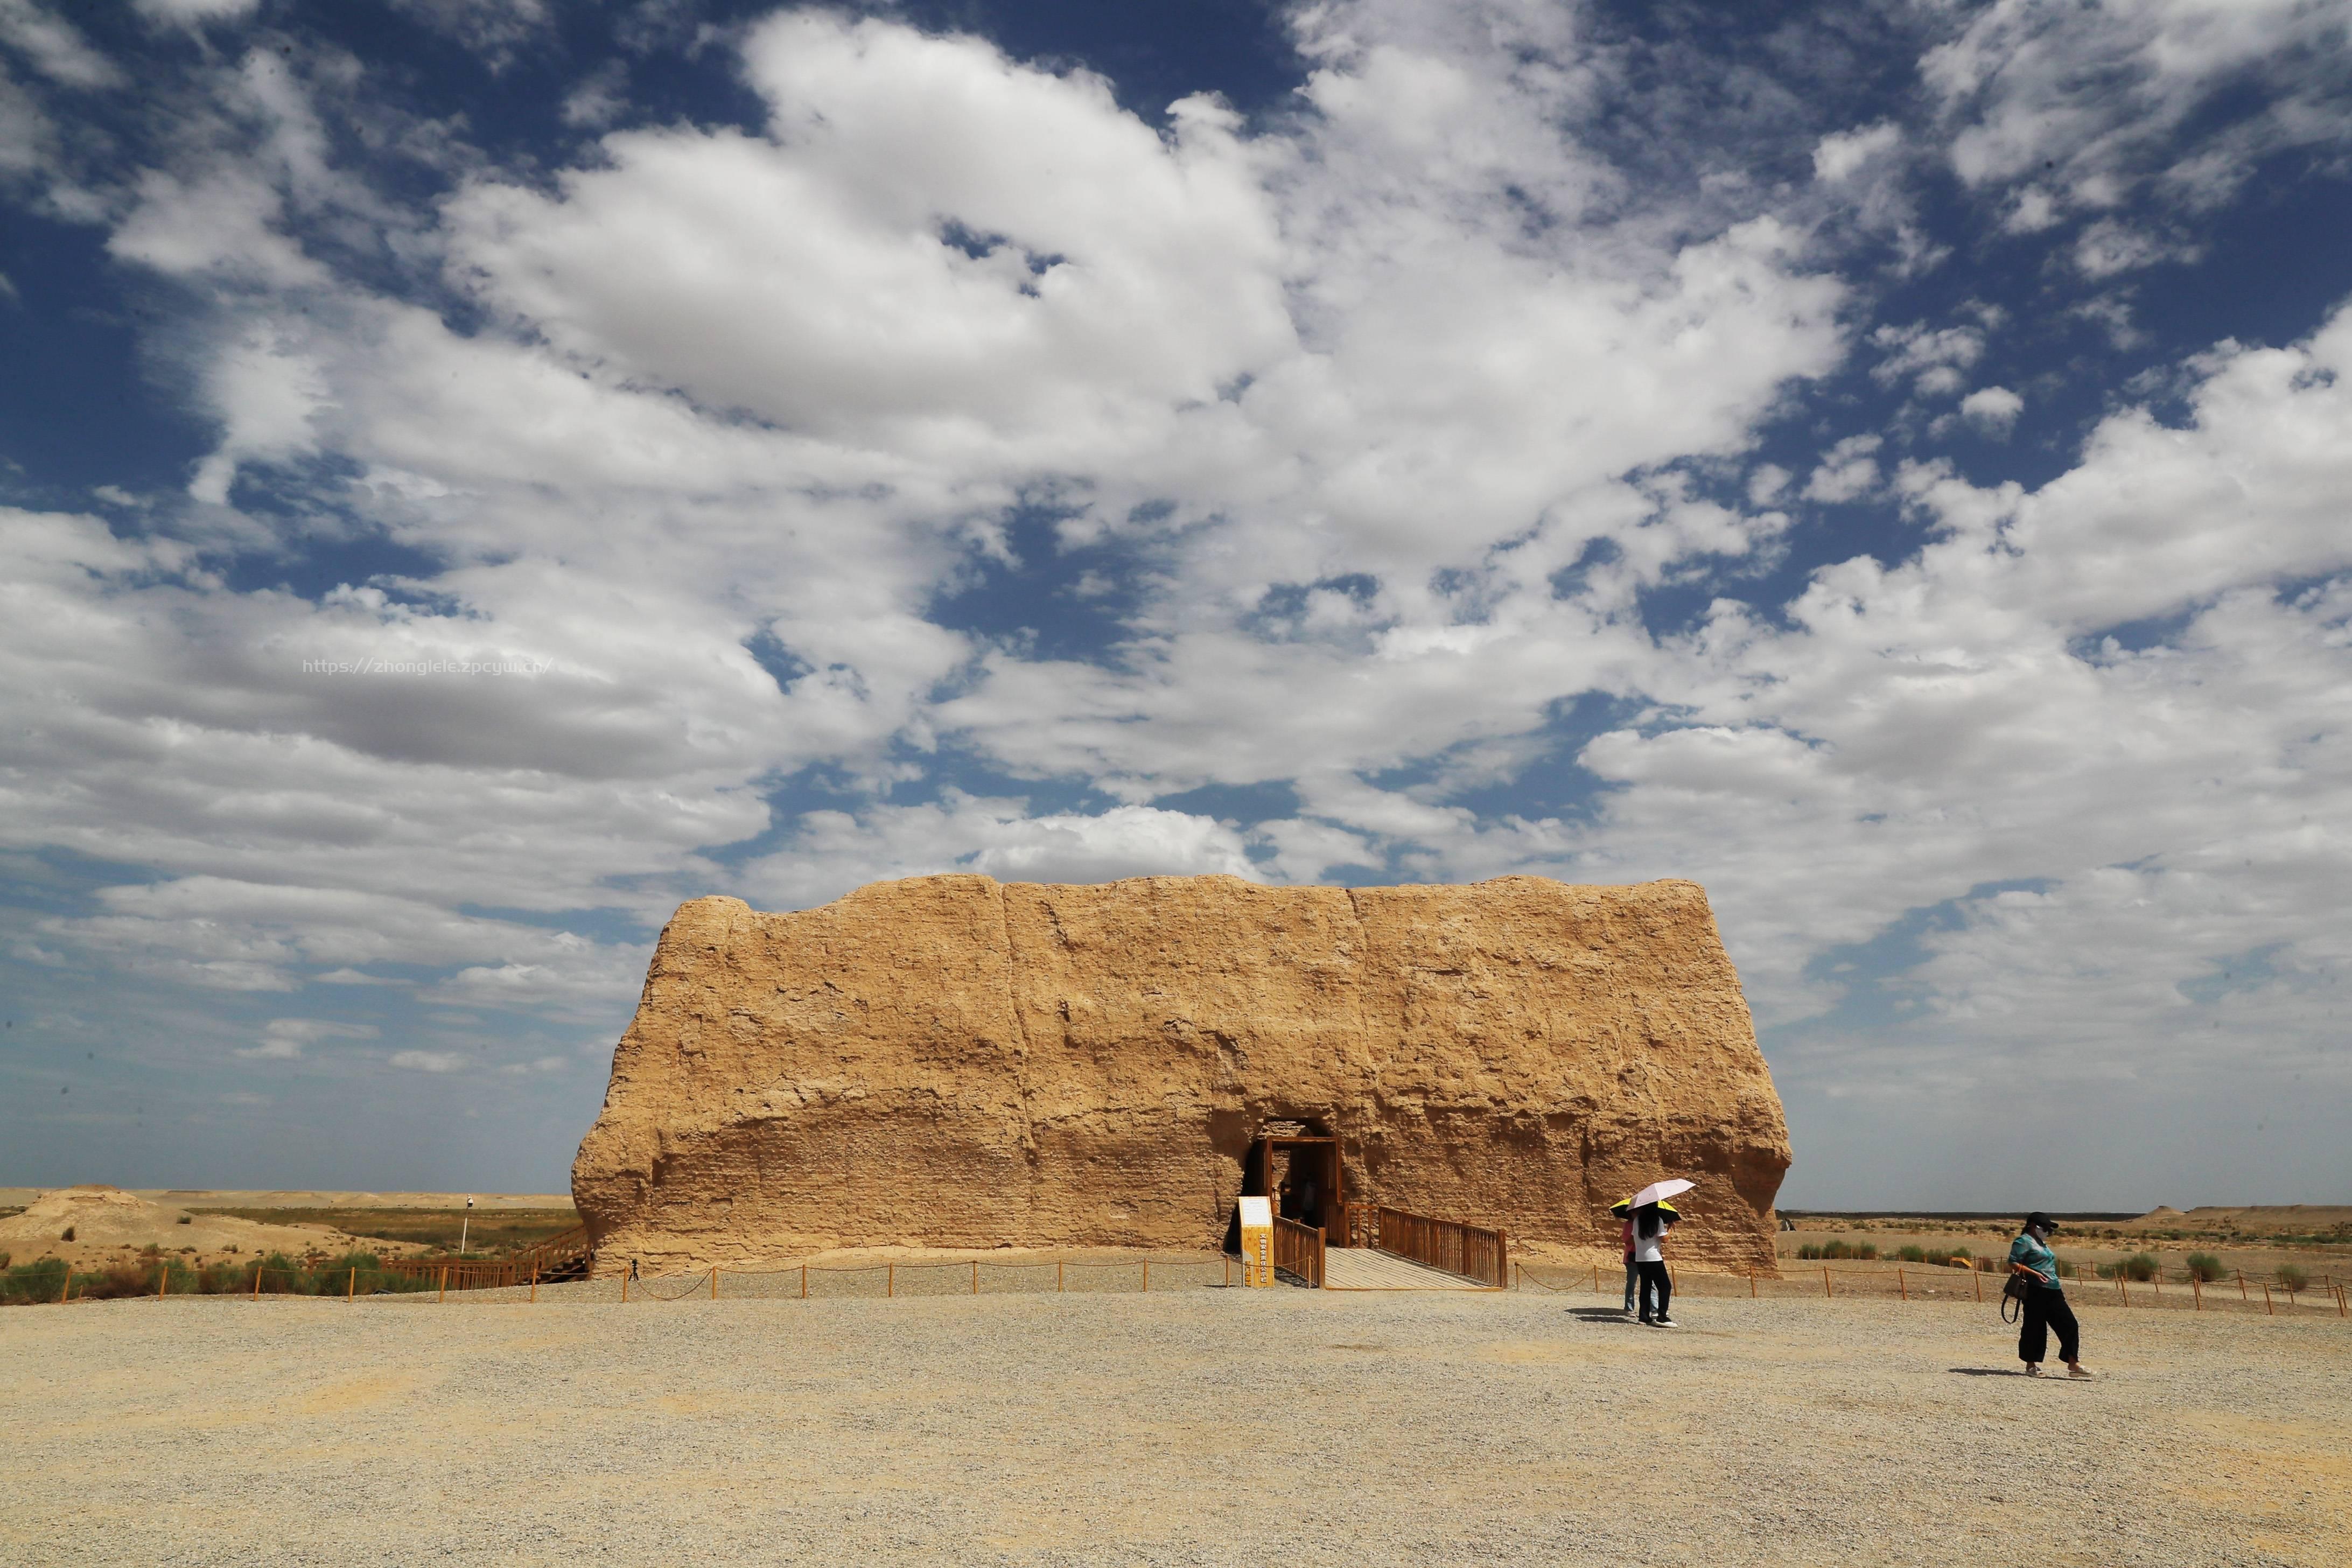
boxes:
[2025,1212,2057,1233]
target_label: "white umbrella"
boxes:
[1629,1178,1695,1208]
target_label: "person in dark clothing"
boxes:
[2008,1212,2091,1377]
[1632,1201,1676,1327]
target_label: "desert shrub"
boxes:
[2185,1253,2224,1283]
[2120,1252,2158,1282]
[59,1226,74,1242]
[3,1258,70,1305]
[0,1251,10,1271]
[177,1215,193,1226]
[253,1252,312,1294]
[1856,1242,1879,1261]
[2275,1264,2309,1293]
[76,1261,156,1300]
[1796,1244,1822,1260]
[1895,1245,1928,1263]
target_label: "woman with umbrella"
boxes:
[1628,1179,1693,1328]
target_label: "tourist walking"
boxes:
[2007,1212,2091,1378]
[1632,1201,1676,1327]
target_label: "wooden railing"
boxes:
[379,1223,591,1292]
[1353,1206,1509,1288]
[1273,1215,1326,1288]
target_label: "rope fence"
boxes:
[1512,1259,2349,1319]
[12,1249,2345,1321]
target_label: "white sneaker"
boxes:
[1653,1317,1678,1328]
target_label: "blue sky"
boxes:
[3,0,2349,1208]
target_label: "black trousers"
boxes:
[1637,1259,1672,1321]
[2019,1289,2080,1364]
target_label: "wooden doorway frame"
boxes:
[1250,1127,1343,1244]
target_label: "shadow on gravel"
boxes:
[1566,1307,1638,1322]
[1947,1367,2037,1377]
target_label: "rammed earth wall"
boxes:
[573,874,1791,1274]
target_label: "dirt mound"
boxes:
[0,1185,392,1264]
[576,874,1790,1275]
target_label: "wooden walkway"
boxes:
[1321,1247,1495,1291]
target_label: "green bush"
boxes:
[1895,1244,1928,1263]
[2120,1252,2158,1282]
[2275,1264,2309,1293]
[1794,1240,1884,1261]
[3,1258,70,1305]
[2185,1252,2225,1283]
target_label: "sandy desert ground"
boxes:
[2,1282,2343,1566]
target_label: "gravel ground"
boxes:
[3,1286,2344,1566]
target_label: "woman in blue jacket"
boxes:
[2008,1212,2091,1378]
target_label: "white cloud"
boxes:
[132,1,261,25]
[1868,320,1984,398]
[1959,384,2023,437]
[1803,434,1882,503]
[0,0,124,90]
[743,795,1258,911]
[1927,0,2352,221]
[388,1,549,68]
[388,1048,467,1073]
[1812,121,1900,184]
[2073,218,2196,279]
[559,60,626,129]
[188,323,333,502]
[236,1017,379,1060]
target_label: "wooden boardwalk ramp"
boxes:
[1322,1247,1495,1291]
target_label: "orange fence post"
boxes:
[60,1268,72,1305]
[2262,1283,2273,1316]
[1592,1263,1599,1292]
[253,1265,261,1299]
[1823,1269,1832,1299]
[348,1266,356,1303]
[1058,1261,1064,1293]
[438,1265,447,1304]
[1142,1260,1149,1293]
[887,1263,893,1298]
[529,1263,538,1304]
[2192,1276,2201,1311]
[2117,1275,2127,1306]
[801,1263,807,1300]
[2238,1270,2248,1302]
[1898,1269,1907,1302]
[1748,1268,1756,1298]
[710,1266,718,1301]
[972,1260,979,1296]
[1972,1268,1982,1304]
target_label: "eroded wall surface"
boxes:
[573,874,1791,1273]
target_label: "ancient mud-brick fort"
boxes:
[572,874,1791,1276]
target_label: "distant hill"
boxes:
[2129,1205,2352,1235]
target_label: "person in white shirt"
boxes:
[1632,1201,1676,1327]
